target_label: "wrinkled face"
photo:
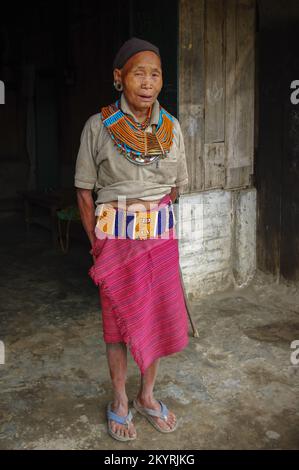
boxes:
[114,51,163,113]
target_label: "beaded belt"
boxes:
[95,200,175,240]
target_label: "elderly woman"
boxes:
[74,38,189,442]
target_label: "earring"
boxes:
[113,81,123,92]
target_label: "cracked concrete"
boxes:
[0,215,299,449]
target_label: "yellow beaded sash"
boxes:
[95,200,175,239]
[100,100,174,166]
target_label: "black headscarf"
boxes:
[113,37,161,69]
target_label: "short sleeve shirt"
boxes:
[74,94,189,214]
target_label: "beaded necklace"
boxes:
[100,99,174,166]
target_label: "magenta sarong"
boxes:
[88,195,189,374]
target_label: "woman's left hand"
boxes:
[169,186,178,203]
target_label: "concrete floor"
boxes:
[0,215,299,450]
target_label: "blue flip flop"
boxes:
[106,402,137,441]
[133,399,177,433]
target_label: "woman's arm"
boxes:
[169,186,178,203]
[76,188,96,248]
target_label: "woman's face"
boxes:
[114,51,163,113]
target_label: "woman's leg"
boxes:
[106,342,136,438]
[136,358,177,431]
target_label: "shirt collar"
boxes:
[120,93,160,126]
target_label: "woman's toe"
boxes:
[160,417,171,430]
[167,411,176,429]
[129,424,136,438]
[117,425,122,436]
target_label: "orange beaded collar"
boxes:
[100,99,174,166]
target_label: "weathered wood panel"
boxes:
[256,28,282,277]
[235,0,255,170]
[256,15,299,282]
[279,28,299,281]
[178,0,205,193]
[227,165,253,189]
[204,0,225,144]
[204,143,225,189]
[179,0,255,193]
[225,0,255,188]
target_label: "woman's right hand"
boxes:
[89,237,97,264]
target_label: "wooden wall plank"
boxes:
[226,165,253,189]
[178,0,205,193]
[204,0,225,144]
[225,0,238,182]
[235,0,255,169]
[225,0,255,189]
[179,0,255,193]
[204,143,225,189]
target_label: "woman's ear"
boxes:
[113,68,122,86]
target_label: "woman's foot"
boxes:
[135,395,177,431]
[108,400,137,439]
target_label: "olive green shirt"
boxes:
[74,94,189,214]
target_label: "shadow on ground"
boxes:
[0,215,299,449]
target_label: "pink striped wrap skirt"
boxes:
[88,194,189,375]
